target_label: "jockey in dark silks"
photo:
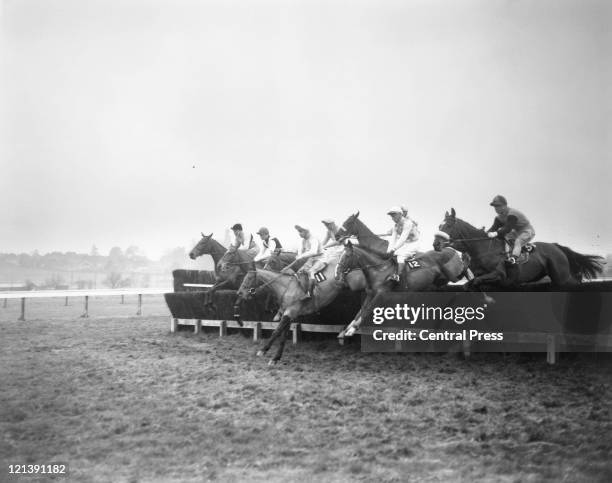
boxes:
[486,195,535,265]
[254,227,282,267]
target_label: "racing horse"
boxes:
[336,240,469,337]
[335,212,470,337]
[335,211,389,253]
[188,233,257,311]
[439,208,604,287]
[233,258,366,364]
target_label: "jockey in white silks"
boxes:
[300,219,346,289]
[386,206,420,282]
[229,223,258,258]
[287,225,323,299]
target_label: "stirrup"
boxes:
[506,256,518,265]
[390,273,400,282]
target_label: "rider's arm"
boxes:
[254,242,270,262]
[389,223,410,251]
[298,238,320,259]
[497,215,518,236]
[487,218,503,233]
[322,232,339,249]
[321,231,331,247]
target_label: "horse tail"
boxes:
[554,244,604,281]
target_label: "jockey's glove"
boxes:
[487,231,498,238]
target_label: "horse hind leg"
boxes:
[546,256,574,288]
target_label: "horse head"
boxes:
[189,232,214,260]
[439,208,457,238]
[335,240,358,282]
[336,211,360,240]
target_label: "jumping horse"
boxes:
[439,208,603,288]
[335,212,470,337]
[233,256,367,364]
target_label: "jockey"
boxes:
[300,219,345,284]
[321,219,341,248]
[229,223,257,258]
[288,224,322,299]
[253,227,282,267]
[433,231,474,282]
[433,230,452,252]
[486,195,535,265]
[386,206,420,282]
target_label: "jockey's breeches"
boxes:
[297,255,324,279]
[505,228,535,257]
[391,241,420,262]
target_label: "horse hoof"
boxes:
[345,327,356,337]
[268,359,279,366]
[484,295,496,305]
[337,331,345,339]
[256,350,265,357]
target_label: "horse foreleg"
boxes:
[344,293,377,337]
[338,306,363,338]
[270,318,292,365]
[257,314,289,357]
[472,270,504,288]
[205,280,232,308]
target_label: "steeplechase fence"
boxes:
[166,275,612,364]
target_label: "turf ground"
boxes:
[0,298,611,482]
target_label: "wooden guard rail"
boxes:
[1,288,171,321]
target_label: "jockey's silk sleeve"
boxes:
[498,215,518,236]
[488,218,503,233]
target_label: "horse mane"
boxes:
[344,215,389,252]
[454,217,486,238]
[350,243,392,260]
[208,237,227,252]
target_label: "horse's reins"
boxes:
[448,235,506,261]
[244,257,304,296]
[449,236,491,242]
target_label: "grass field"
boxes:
[1,299,611,482]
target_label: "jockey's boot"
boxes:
[388,258,401,283]
[299,273,311,300]
[394,262,405,284]
[306,279,316,299]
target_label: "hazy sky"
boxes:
[1,0,610,260]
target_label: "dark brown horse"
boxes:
[188,233,255,311]
[439,208,604,288]
[336,211,389,253]
[336,240,468,337]
[335,212,469,337]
